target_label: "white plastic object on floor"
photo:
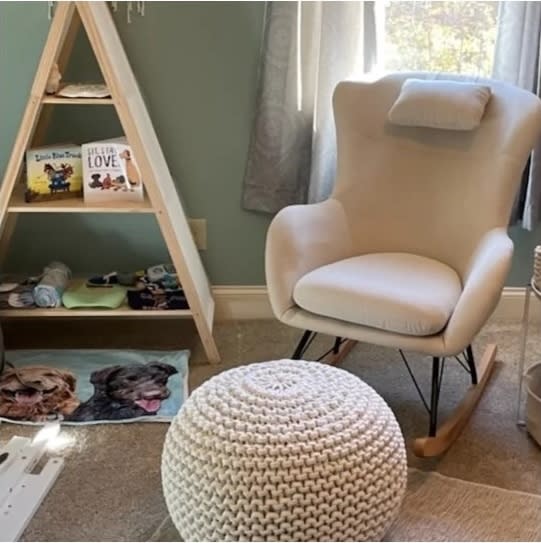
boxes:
[0,426,64,541]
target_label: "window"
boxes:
[379,1,500,77]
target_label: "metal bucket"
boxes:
[526,362,541,447]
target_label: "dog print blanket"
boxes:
[0,349,188,424]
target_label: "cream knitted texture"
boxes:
[162,360,407,542]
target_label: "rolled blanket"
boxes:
[33,262,71,308]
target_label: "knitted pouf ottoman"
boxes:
[162,359,407,542]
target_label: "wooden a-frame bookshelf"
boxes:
[0,2,221,363]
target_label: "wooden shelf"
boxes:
[0,306,192,318]
[0,278,192,318]
[8,184,154,213]
[42,95,114,105]
[0,2,220,362]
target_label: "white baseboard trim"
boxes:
[213,286,272,321]
[213,285,537,322]
[491,287,540,322]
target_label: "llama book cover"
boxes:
[82,137,144,203]
[25,144,83,202]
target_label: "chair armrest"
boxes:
[265,199,353,319]
[443,228,513,354]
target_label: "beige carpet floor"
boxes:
[1,319,540,540]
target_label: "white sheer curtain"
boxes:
[242,2,377,213]
[492,1,541,229]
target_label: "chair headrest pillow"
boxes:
[387,78,492,130]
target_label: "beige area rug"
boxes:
[151,469,541,542]
[388,469,541,541]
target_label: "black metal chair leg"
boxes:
[291,330,314,359]
[466,344,478,385]
[429,357,440,437]
[332,337,342,354]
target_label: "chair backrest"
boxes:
[332,72,541,277]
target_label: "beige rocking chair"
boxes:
[265,72,541,457]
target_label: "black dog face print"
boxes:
[67,362,178,422]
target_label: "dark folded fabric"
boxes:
[127,287,188,310]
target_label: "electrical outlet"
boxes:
[188,219,207,250]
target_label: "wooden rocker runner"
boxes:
[289,332,496,458]
[264,74,541,457]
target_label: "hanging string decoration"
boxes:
[47,2,145,23]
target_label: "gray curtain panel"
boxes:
[492,1,541,229]
[242,1,377,214]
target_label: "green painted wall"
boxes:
[0,1,538,286]
[0,1,270,285]
[508,224,541,286]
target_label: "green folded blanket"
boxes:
[62,284,127,309]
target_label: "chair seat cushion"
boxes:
[293,253,462,337]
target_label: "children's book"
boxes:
[25,144,83,202]
[81,137,144,203]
